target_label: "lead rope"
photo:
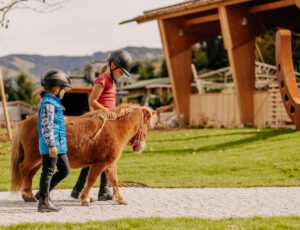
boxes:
[92,119,107,140]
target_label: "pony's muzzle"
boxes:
[133,141,146,154]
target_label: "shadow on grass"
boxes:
[146,129,296,154]
[148,130,263,143]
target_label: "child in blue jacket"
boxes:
[37,69,71,212]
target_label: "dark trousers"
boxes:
[39,154,70,199]
[72,167,107,194]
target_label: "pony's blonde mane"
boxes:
[81,103,141,120]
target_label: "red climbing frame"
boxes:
[276,29,300,129]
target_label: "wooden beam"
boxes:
[159,17,199,57]
[158,19,194,123]
[185,14,219,27]
[219,6,232,49]
[132,0,297,25]
[250,0,295,13]
[220,4,261,49]
[219,5,256,126]
[136,0,251,24]
[0,69,12,140]
[183,20,221,41]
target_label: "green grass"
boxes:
[1,128,300,190]
[2,217,300,230]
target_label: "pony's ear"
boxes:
[142,107,157,128]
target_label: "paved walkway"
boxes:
[1,187,300,226]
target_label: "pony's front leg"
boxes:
[106,163,127,205]
[80,163,106,206]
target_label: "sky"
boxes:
[0,0,181,56]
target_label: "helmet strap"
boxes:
[109,62,119,82]
[54,87,63,98]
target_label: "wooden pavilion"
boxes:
[122,0,300,126]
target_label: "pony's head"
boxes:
[129,106,157,153]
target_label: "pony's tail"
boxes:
[11,126,24,192]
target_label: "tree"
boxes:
[206,37,229,69]
[192,44,208,70]
[158,59,169,78]
[1,0,69,29]
[256,30,300,72]
[292,34,300,72]
[4,77,18,101]
[16,73,37,105]
[256,31,275,65]
[138,62,155,80]
[130,61,141,74]
[4,73,38,105]
[192,36,228,71]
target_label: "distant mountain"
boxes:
[0,47,162,80]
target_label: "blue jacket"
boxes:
[38,92,68,154]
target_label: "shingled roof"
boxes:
[120,0,225,24]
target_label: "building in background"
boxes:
[0,101,37,122]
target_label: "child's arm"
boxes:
[40,103,57,158]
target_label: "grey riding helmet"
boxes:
[41,69,72,92]
[107,50,133,77]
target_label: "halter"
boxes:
[130,110,145,149]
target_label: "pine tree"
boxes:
[159,59,169,78]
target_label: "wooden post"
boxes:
[0,69,13,140]
[219,4,258,126]
[158,18,196,123]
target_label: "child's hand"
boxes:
[49,146,58,158]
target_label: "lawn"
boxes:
[0,128,300,190]
[2,217,300,230]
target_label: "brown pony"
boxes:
[11,104,156,206]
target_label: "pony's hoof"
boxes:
[22,194,37,202]
[81,201,90,206]
[119,200,128,205]
[113,198,127,205]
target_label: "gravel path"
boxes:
[0,187,300,226]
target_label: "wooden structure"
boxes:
[192,61,295,93]
[119,78,171,105]
[276,29,300,129]
[190,90,292,128]
[122,0,300,126]
[35,73,94,116]
[62,87,92,116]
[35,86,92,116]
[0,101,37,121]
[0,69,12,140]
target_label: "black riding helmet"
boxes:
[41,69,71,92]
[107,50,133,77]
